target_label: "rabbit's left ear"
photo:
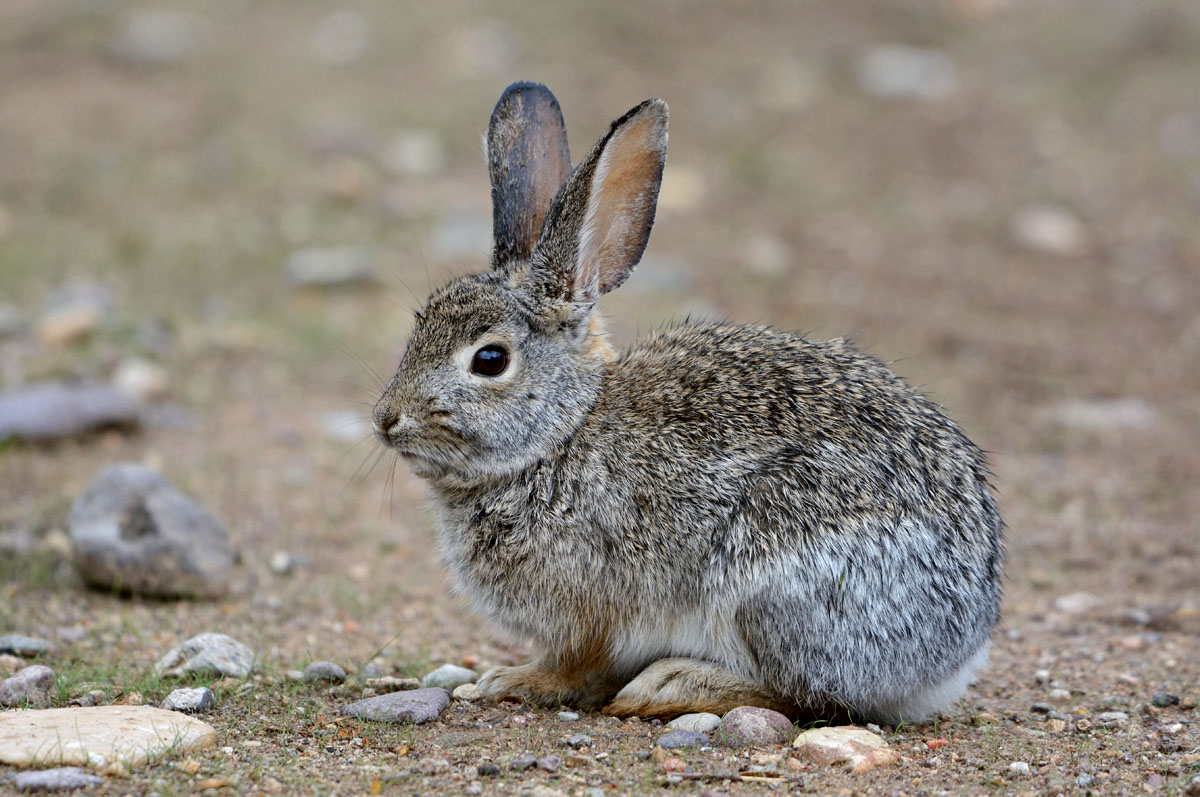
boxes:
[532,99,667,304]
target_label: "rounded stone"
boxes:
[716,706,794,747]
[420,664,477,691]
[154,633,254,679]
[0,665,56,707]
[160,686,216,714]
[666,712,721,734]
[302,661,347,683]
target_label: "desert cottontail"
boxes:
[372,82,1004,724]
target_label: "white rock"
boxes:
[792,726,900,774]
[113,357,169,402]
[160,686,215,713]
[666,712,721,734]
[856,45,959,100]
[11,767,104,791]
[1011,205,1088,257]
[1009,760,1031,774]
[154,633,254,679]
[452,683,483,702]
[420,664,477,691]
[0,706,215,768]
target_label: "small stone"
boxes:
[1096,711,1129,727]
[0,655,25,677]
[1034,669,1051,684]
[0,383,140,443]
[302,661,347,683]
[0,706,215,768]
[556,711,579,722]
[666,712,721,734]
[509,754,537,771]
[655,730,709,749]
[1030,702,1053,714]
[342,687,450,724]
[269,551,303,575]
[536,754,561,772]
[11,766,105,792]
[0,665,55,707]
[1009,761,1031,775]
[1151,692,1180,707]
[286,247,376,288]
[1047,718,1067,732]
[1011,204,1088,257]
[1048,688,1071,701]
[1076,773,1097,787]
[476,762,500,777]
[112,358,169,402]
[160,687,215,713]
[69,463,236,599]
[565,733,592,749]
[154,633,255,679]
[70,689,107,708]
[452,683,483,702]
[792,726,900,774]
[716,706,793,747]
[365,676,419,692]
[420,664,478,691]
[856,45,959,100]
[285,670,305,682]
[0,635,49,657]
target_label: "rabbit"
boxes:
[371,81,1004,724]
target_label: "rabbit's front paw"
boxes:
[476,662,579,706]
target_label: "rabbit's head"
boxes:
[373,83,667,481]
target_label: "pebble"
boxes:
[420,664,478,691]
[1151,692,1180,707]
[1034,669,1051,684]
[0,635,48,657]
[556,711,579,722]
[856,45,959,100]
[302,661,347,683]
[160,687,216,714]
[0,383,140,443]
[476,762,500,777]
[154,633,255,679]
[1076,773,1097,787]
[655,730,710,749]
[0,655,25,677]
[269,551,304,575]
[1011,204,1088,257]
[1048,688,1071,701]
[70,689,107,708]
[565,733,592,749]
[509,754,537,771]
[536,754,561,772]
[286,247,376,288]
[793,726,900,774]
[69,463,236,599]
[111,8,205,65]
[1009,761,1031,775]
[364,676,420,692]
[666,712,721,734]
[1030,702,1053,714]
[1096,711,1129,727]
[112,357,170,402]
[452,683,483,702]
[0,706,215,768]
[715,706,793,747]
[342,687,450,724]
[10,767,105,792]
[0,665,55,707]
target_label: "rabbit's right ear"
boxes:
[487,82,572,265]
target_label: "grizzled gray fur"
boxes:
[373,82,1004,724]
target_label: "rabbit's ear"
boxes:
[533,99,667,304]
[487,82,572,264]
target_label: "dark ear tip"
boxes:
[496,81,561,110]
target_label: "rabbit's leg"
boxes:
[476,642,625,708]
[602,657,792,719]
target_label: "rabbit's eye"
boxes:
[471,345,509,377]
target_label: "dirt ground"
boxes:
[2,0,1198,794]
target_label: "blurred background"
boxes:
[1,0,1198,731]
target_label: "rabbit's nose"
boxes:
[372,404,399,441]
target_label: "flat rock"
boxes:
[11,766,105,791]
[0,666,55,707]
[160,687,215,714]
[0,383,140,443]
[0,706,216,768]
[655,730,710,749]
[154,633,254,679]
[420,664,477,691]
[0,636,48,657]
[342,687,449,723]
[792,726,900,774]
[716,706,793,747]
[667,712,721,734]
[68,463,235,599]
[302,661,347,683]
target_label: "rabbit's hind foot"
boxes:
[476,655,622,709]
[602,657,790,719]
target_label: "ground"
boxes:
[1,0,1199,794]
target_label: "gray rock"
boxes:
[1151,691,1180,707]
[68,463,236,598]
[303,661,347,683]
[286,247,376,288]
[1076,773,1097,787]
[536,754,561,772]
[160,687,215,713]
[509,754,537,771]
[856,45,959,100]
[0,636,49,657]
[0,655,26,677]
[716,706,793,747]
[475,762,500,777]
[11,766,104,792]
[655,730,710,749]
[1096,711,1129,727]
[565,733,592,749]
[420,664,477,691]
[342,687,449,723]
[0,665,55,707]
[556,711,579,722]
[1030,702,1053,714]
[154,633,254,679]
[0,383,140,443]
[666,712,721,734]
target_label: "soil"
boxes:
[1,1,1198,794]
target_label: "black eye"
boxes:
[470,344,509,377]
